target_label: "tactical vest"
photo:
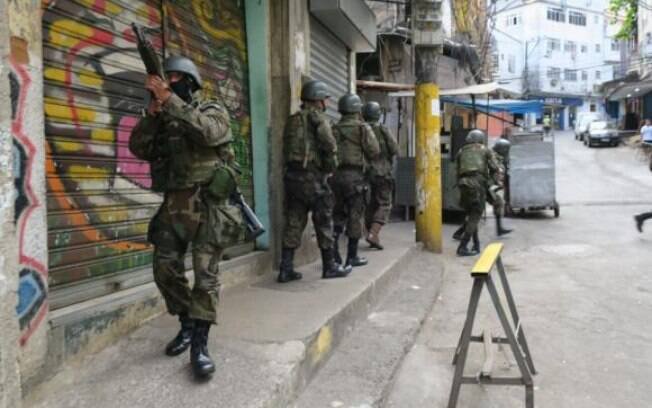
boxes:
[335,123,365,169]
[458,144,488,177]
[150,100,225,191]
[284,109,323,171]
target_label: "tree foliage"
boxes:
[609,0,637,40]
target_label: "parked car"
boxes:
[584,121,620,147]
[574,113,602,141]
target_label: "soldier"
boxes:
[455,129,498,256]
[278,80,351,283]
[129,56,237,379]
[489,138,513,236]
[362,101,398,250]
[331,94,380,267]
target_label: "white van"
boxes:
[574,113,602,141]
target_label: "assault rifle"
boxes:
[131,23,166,81]
[232,190,266,240]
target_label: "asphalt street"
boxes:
[385,130,652,408]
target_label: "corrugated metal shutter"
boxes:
[43,0,164,308]
[43,0,253,309]
[310,17,350,121]
[163,1,253,203]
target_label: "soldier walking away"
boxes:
[452,137,512,239]
[129,56,240,379]
[331,94,380,267]
[278,80,351,283]
[363,101,398,250]
[455,129,498,257]
[543,114,552,137]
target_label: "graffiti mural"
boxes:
[42,0,252,304]
[11,55,49,345]
[165,0,253,197]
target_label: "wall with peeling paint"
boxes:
[4,0,50,385]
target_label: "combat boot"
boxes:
[456,234,478,257]
[322,248,352,279]
[452,224,465,241]
[165,313,194,356]
[346,238,368,267]
[496,216,513,236]
[472,232,481,253]
[365,222,384,250]
[190,320,215,379]
[277,248,302,283]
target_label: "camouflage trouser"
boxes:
[282,170,335,250]
[365,175,394,227]
[331,169,366,239]
[486,184,505,217]
[459,175,487,236]
[148,189,222,324]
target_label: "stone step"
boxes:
[25,223,418,408]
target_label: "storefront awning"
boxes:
[311,0,376,52]
[384,81,521,98]
[441,98,543,115]
[607,80,652,100]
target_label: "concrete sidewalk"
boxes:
[25,223,420,408]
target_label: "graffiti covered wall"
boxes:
[3,0,50,380]
[42,0,253,305]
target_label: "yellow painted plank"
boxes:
[471,243,504,276]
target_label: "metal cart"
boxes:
[506,131,560,217]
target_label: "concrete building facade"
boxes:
[494,0,623,129]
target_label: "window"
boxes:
[581,44,588,53]
[564,41,577,53]
[508,55,516,73]
[611,40,619,51]
[595,44,601,53]
[547,67,561,80]
[647,32,652,45]
[506,14,521,26]
[569,11,587,26]
[595,70,601,79]
[564,69,578,81]
[581,70,588,80]
[547,38,561,52]
[594,15,599,24]
[547,8,565,22]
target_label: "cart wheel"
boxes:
[554,204,560,218]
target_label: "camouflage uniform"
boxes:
[129,92,235,324]
[281,106,338,250]
[365,123,398,230]
[487,151,506,217]
[332,114,380,239]
[455,140,498,255]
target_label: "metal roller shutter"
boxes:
[310,17,350,121]
[43,0,164,308]
[163,0,254,204]
[43,0,253,309]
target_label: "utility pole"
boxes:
[412,0,444,253]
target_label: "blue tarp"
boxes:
[441,97,543,115]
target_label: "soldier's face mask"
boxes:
[169,75,194,103]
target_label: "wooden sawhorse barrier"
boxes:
[448,243,537,408]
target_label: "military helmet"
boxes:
[338,93,363,114]
[493,138,511,156]
[465,129,486,144]
[164,56,202,90]
[362,101,382,122]
[301,80,330,101]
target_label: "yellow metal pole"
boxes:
[415,83,442,253]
